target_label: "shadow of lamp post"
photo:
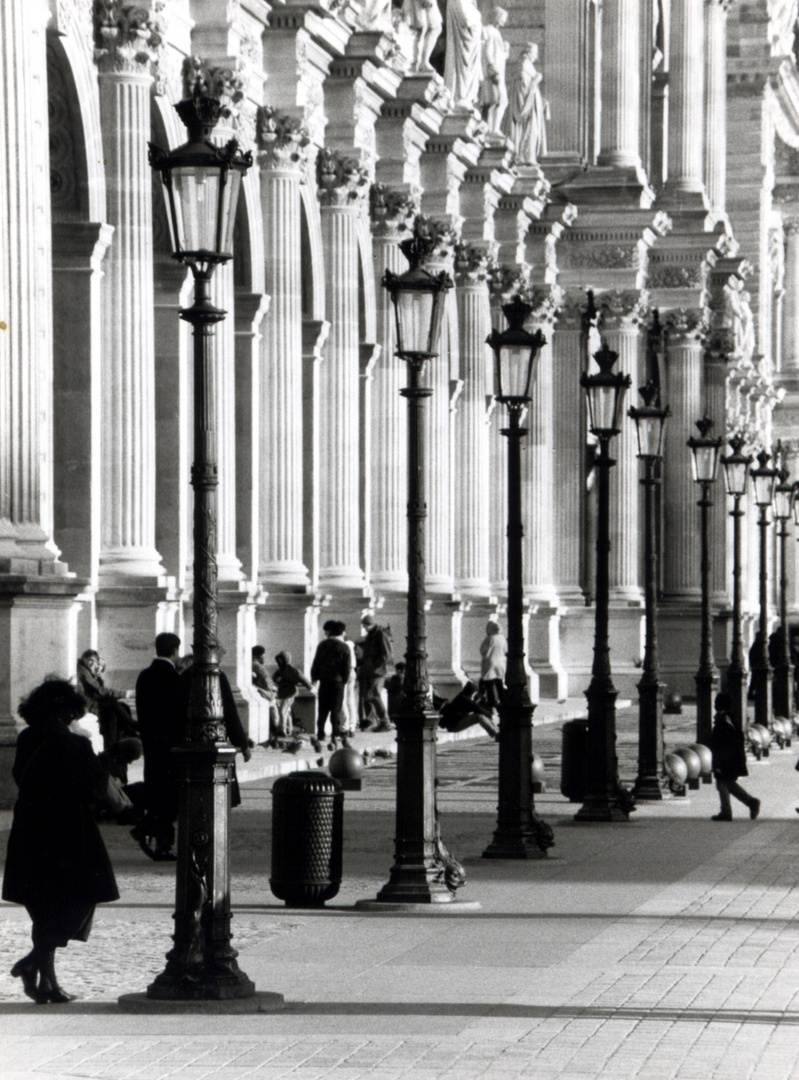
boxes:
[482,296,553,859]
[749,448,778,730]
[357,228,478,908]
[629,381,670,800]
[575,340,634,822]
[720,436,753,733]
[687,415,723,746]
[143,82,257,1000]
[772,459,794,719]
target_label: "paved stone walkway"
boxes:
[2,705,799,1079]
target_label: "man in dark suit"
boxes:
[133,632,183,861]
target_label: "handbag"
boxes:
[102,773,134,815]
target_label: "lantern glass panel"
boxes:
[752,469,776,507]
[722,457,748,496]
[169,165,241,256]
[498,344,533,400]
[634,414,665,459]
[587,382,624,435]
[793,495,799,526]
[774,485,793,521]
[690,444,719,483]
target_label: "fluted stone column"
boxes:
[488,407,507,592]
[234,292,270,585]
[783,223,799,373]
[369,189,415,593]
[598,0,643,168]
[552,294,588,605]
[704,0,730,217]
[95,6,164,583]
[454,245,492,596]
[664,0,707,207]
[600,293,646,602]
[662,312,705,599]
[318,149,369,591]
[256,112,310,588]
[211,261,243,585]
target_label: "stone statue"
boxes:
[444,0,483,110]
[401,0,443,73]
[503,42,548,165]
[360,0,393,32]
[477,7,509,135]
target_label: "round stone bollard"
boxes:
[328,746,365,781]
[664,751,688,796]
[531,753,546,794]
[751,723,772,758]
[664,692,683,715]
[673,747,702,790]
[270,770,344,908]
[687,743,713,784]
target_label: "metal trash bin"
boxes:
[560,718,589,802]
[270,770,344,907]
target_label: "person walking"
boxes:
[479,618,507,720]
[310,620,352,751]
[273,651,313,740]
[3,678,119,1003]
[710,691,761,821]
[357,614,393,731]
[133,632,183,861]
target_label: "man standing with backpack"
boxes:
[357,614,393,732]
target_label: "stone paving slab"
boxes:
[2,707,799,1078]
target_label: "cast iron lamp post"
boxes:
[482,297,551,859]
[575,341,634,822]
[629,382,670,800]
[360,231,467,906]
[687,415,723,745]
[772,463,794,717]
[720,436,753,732]
[749,448,778,728]
[145,82,255,1000]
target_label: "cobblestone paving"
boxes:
[4,710,799,1079]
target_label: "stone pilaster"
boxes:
[663,0,708,210]
[661,308,707,600]
[453,243,492,597]
[783,222,799,372]
[257,110,311,589]
[543,0,589,167]
[94,1,164,582]
[317,148,370,591]
[369,185,417,593]
[704,0,731,218]
[234,292,270,586]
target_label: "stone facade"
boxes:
[1,0,798,744]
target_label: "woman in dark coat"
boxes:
[2,679,119,1003]
[709,691,761,822]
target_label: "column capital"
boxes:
[557,288,595,330]
[597,289,650,332]
[454,242,491,288]
[93,0,163,75]
[414,213,458,266]
[256,107,310,173]
[487,264,530,304]
[317,147,370,208]
[369,183,418,239]
[526,285,562,329]
[182,56,245,129]
[662,306,707,345]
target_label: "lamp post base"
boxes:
[483,834,548,860]
[632,775,665,800]
[633,677,665,801]
[574,798,632,823]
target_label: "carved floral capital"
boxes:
[256,107,310,172]
[182,57,245,128]
[317,148,370,208]
[454,243,491,287]
[597,289,650,331]
[487,264,529,302]
[93,0,163,74]
[369,184,418,238]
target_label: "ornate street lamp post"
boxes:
[687,415,723,745]
[749,449,778,728]
[720,436,753,732]
[629,382,670,800]
[482,297,552,859]
[772,463,794,717]
[575,342,634,822]
[144,83,255,1000]
[360,231,468,906]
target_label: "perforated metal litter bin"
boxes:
[560,718,589,802]
[270,770,344,907]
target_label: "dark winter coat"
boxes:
[311,638,352,685]
[358,625,393,679]
[136,657,183,801]
[710,712,748,781]
[2,721,119,910]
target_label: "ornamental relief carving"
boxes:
[182,57,245,127]
[662,306,706,343]
[647,263,703,289]
[413,213,458,264]
[369,183,418,237]
[526,285,561,327]
[559,243,640,272]
[56,0,93,42]
[454,242,490,286]
[256,107,310,172]
[93,0,164,74]
[487,264,529,302]
[317,147,370,207]
[597,289,649,331]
